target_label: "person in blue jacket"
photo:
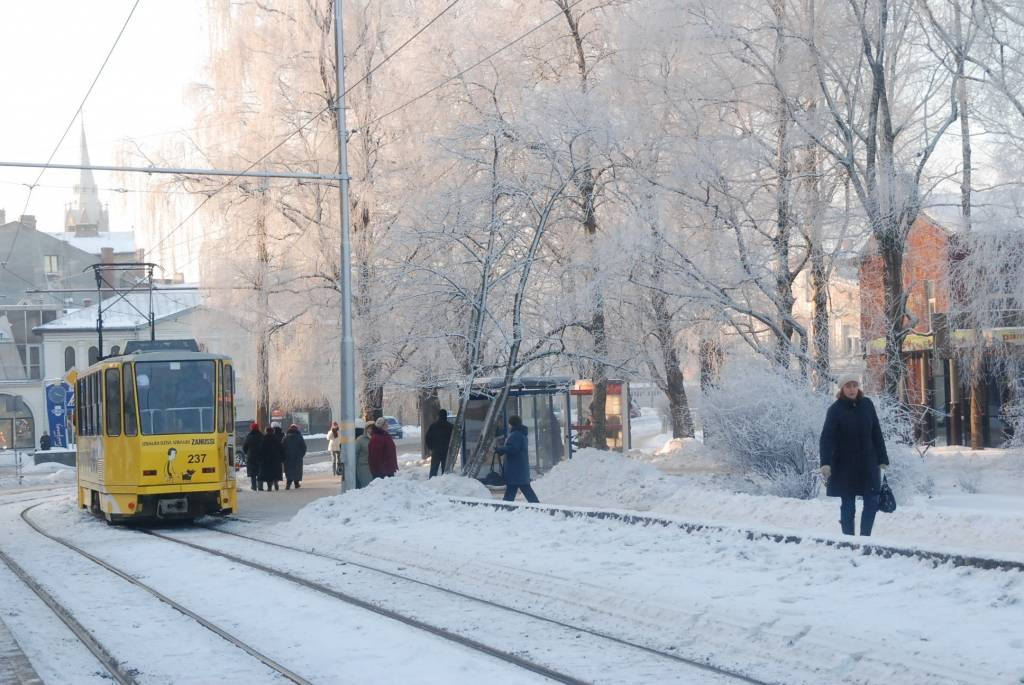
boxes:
[495,415,540,503]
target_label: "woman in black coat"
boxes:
[260,427,285,491]
[819,375,890,536]
[241,423,264,491]
[282,424,307,489]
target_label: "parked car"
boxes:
[383,416,403,439]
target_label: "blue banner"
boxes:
[45,381,71,449]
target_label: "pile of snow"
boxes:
[532,447,1024,559]
[533,448,678,510]
[419,473,491,498]
[22,462,74,475]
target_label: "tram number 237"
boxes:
[187,454,208,464]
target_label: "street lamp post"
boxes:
[334,0,357,492]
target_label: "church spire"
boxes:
[65,118,108,233]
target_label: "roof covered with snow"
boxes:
[34,287,201,333]
[48,230,137,256]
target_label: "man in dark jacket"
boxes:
[819,374,889,536]
[368,418,398,478]
[39,431,51,451]
[425,410,454,478]
[260,426,285,491]
[496,415,539,503]
[282,424,307,489]
[242,422,263,491]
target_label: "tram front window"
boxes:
[135,360,216,435]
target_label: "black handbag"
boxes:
[480,452,505,487]
[878,475,897,514]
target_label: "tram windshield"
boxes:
[135,360,216,435]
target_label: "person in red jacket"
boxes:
[368,417,398,479]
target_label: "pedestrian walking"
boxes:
[261,426,285,491]
[272,422,284,444]
[355,424,372,488]
[819,374,890,536]
[369,417,398,479]
[425,410,453,478]
[39,431,51,451]
[283,424,307,489]
[242,422,263,491]
[496,415,539,503]
[327,421,343,475]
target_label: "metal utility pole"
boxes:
[254,177,271,429]
[334,0,357,492]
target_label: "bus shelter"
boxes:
[461,377,573,478]
[569,379,631,452]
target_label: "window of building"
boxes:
[842,325,861,356]
[0,394,35,449]
[110,345,120,356]
[925,280,937,321]
[26,345,41,380]
[44,255,59,274]
[64,346,76,372]
[88,346,99,366]
[0,307,60,381]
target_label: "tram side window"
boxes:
[219,363,234,432]
[105,369,122,436]
[122,364,138,436]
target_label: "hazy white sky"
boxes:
[0,0,209,240]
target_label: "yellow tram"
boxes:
[75,340,238,522]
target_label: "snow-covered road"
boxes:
[0,487,743,684]
[2,469,1021,685]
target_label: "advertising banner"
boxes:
[45,381,72,448]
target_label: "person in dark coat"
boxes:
[283,424,307,489]
[425,410,454,478]
[819,374,890,536]
[496,415,539,503]
[242,422,264,491]
[272,422,285,444]
[368,418,398,478]
[260,426,285,491]
[39,431,51,451]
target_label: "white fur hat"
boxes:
[836,373,861,389]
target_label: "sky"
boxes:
[0,1,209,252]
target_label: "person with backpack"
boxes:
[819,374,890,536]
[495,415,539,503]
[425,410,453,478]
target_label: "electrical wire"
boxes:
[3,0,142,267]
[146,0,464,257]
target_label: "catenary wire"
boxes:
[146,0,464,257]
[153,0,590,275]
[3,0,142,267]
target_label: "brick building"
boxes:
[859,210,1023,447]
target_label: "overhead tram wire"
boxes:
[145,0,464,258]
[2,0,142,269]
[147,0,586,262]
[357,0,590,132]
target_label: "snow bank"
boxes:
[22,462,74,475]
[532,447,1024,559]
[533,448,678,510]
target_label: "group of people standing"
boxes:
[242,422,307,491]
[327,417,399,488]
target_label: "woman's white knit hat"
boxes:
[836,373,861,388]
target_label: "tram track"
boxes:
[18,501,597,685]
[17,502,312,685]
[152,521,771,685]
[450,498,1024,573]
